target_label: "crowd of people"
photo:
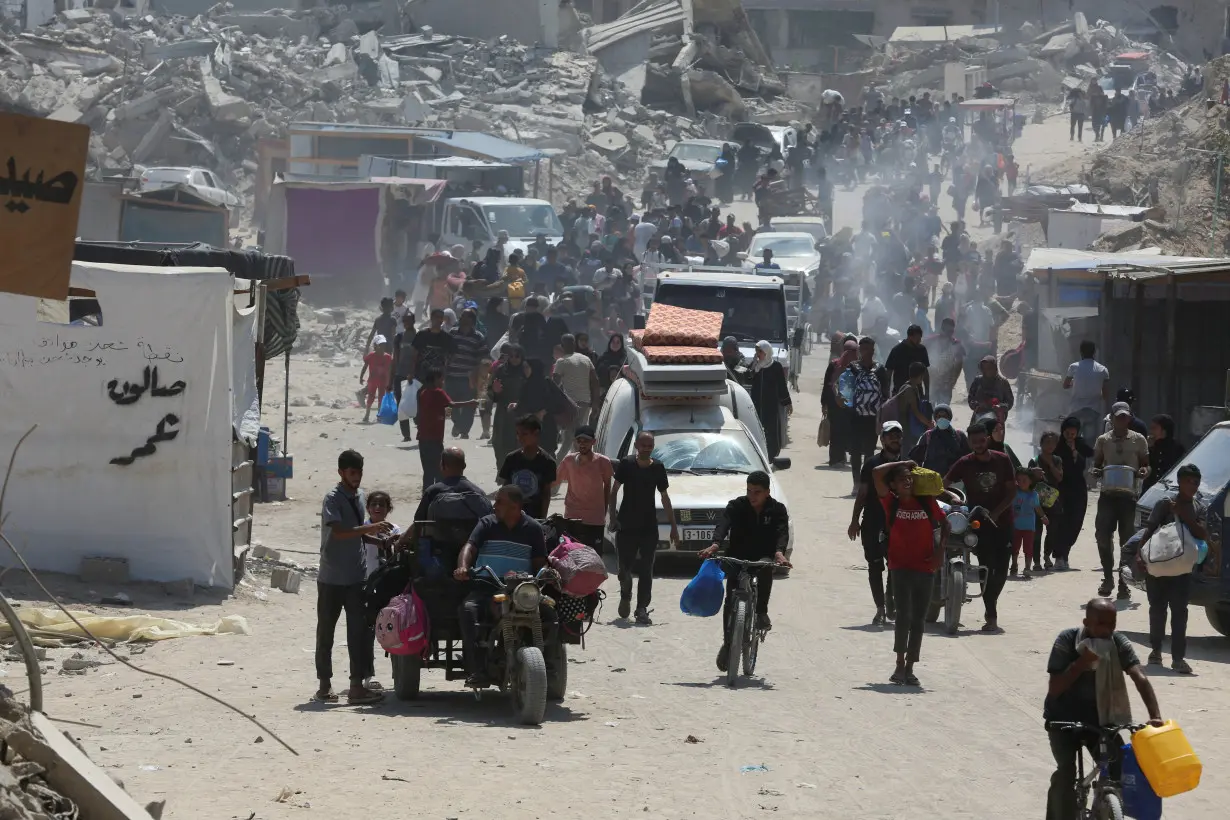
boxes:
[311,75,1223,816]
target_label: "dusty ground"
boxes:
[3,114,1227,819]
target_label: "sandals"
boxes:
[903,672,920,687]
[346,688,385,705]
[312,690,339,703]
[889,669,908,685]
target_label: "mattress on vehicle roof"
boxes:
[642,303,724,348]
[642,346,724,364]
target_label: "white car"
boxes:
[138,166,239,208]
[650,139,732,176]
[769,216,828,246]
[741,232,821,281]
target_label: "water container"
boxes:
[838,369,855,404]
[1130,721,1202,798]
[1121,744,1163,820]
[1195,538,1209,564]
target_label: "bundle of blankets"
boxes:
[629,304,724,363]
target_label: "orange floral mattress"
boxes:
[642,303,724,348]
[642,346,724,364]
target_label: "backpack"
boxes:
[878,383,913,425]
[363,556,414,627]
[375,586,430,657]
[548,535,608,597]
[427,489,494,523]
[848,363,884,417]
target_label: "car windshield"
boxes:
[749,236,815,257]
[671,143,722,163]
[142,169,192,186]
[653,282,787,343]
[1138,426,1230,509]
[483,204,564,239]
[652,430,763,473]
[771,222,827,243]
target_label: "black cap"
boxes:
[574,424,596,440]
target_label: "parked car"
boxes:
[767,217,828,247]
[137,166,239,208]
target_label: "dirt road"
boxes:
[8,327,1227,819]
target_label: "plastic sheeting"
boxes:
[0,608,250,646]
[0,262,238,586]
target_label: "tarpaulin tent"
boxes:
[0,262,251,587]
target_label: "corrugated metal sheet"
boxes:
[582,0,685,54]
[287,122,546,163]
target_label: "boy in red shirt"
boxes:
[359,336,393,423]
[415,369,478,489]
[873,459,950,687]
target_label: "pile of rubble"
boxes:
[0,2,799,233]
[876,14,1193,111]
[1074,55,1230,256]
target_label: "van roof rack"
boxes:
[624,347,729,399]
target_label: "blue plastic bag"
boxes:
[1122,744,1163,820]
[680,559,726,617]
[376,391,398,425]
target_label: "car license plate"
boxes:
[682,527,715,542]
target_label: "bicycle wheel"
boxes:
[726,600,746,688]
[742,611,761,677]
[1093,792,1123,820]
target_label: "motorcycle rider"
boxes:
[967,355,1014,421]
[698,471,791,672]
[454,484,548,687]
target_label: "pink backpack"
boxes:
[375,587,430,657]
[548,536,608,597]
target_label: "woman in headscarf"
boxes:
[986,418,1022,468]
[488,344,529,467]
[1030,430,1064,572]
[658,235,684,264]
[1049,416,1094,570]
[596,332,627,392]
[441,308,457,332]
[750,340,792,459]
[715,143,736,204]
[1142,414,1185,493]
[516,357,571,457]
[821,336,858,467]
[471,248,502,283]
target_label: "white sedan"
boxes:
[740,232,821,279]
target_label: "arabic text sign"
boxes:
[0,113,89,300]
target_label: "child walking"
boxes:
[1011,467,1048,577]
[359,336,393,423]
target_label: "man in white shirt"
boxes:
[1063,340,1110,415]
[552,334,600,460]
[860,293,887,333]
[960,296,995,387]
[632,214,657,259]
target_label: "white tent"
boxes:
[0,262,257,587]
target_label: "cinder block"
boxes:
[270,568,302,594]
[251,545,282,561]
[80,556,129,585]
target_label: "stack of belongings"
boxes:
[629,303,725,363]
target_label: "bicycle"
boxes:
[1046,721,1146,820]
[711,557,780,688]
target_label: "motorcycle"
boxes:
[390,561,569,726]
[929,487,990,634]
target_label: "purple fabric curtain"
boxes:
[285,187,380,278]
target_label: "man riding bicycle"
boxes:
[699,471,791,672]
[1044,597,1165,820]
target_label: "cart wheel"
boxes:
[546,641,568,701]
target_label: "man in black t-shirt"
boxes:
[497,415,557,518]
[847,421,903,625]
[608,431,678,624]
[1044,598,1164,820]
[884,325,931,394]
[410,308,456,383]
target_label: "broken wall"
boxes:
[410,0,561,48]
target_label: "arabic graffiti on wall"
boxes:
[103,347,188,466]
[109,414,181,466]
[1,336,184,371]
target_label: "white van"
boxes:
[593,348,794,561]
[439,197,564,258]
